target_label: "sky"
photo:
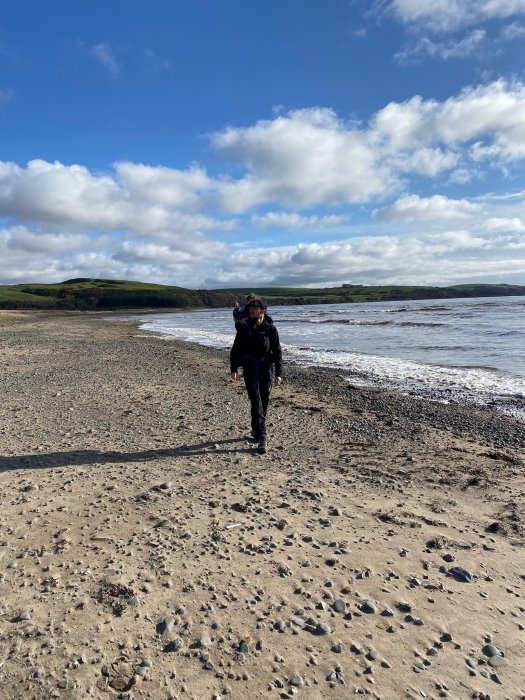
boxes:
[2,0,525,288]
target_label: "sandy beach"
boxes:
[0,311,524,700]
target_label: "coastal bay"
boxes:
[1,312,524,699]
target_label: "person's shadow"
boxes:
[0,437,256,472]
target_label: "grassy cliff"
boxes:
[0,278,524,310]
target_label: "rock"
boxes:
[160,481,172,490]
[488,655,508,668]
[18,611,30,621]
[164,639,183,652]
[290,675,304,686]
[449,566,474,583]
[360,600,377,614]
[316,623,331,635]
[199,635,212,648]
[482,644,501,658]
[158,616,176,635]
[332,600,345,613]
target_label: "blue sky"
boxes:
[1,0,525,287]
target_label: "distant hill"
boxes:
[0,278,524,310]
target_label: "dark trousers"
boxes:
[242,356,273,437]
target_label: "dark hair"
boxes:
[246,299,265,309]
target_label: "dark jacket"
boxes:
[230,318,282,377]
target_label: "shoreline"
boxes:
[116,305,525,424]
[1,312,524,699]
[125,312,525,444]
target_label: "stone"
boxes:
[290,676,304,686]
[164,639,183,652]
[361,601,377,614]
[488,655,508,669]
[158,616,176,635]
[482,644,501,657]
[332,600,345,613]
[199,635,212,648]
[449,566,474,583]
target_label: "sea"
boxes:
[119,296,525,420]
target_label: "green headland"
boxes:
[0,278,524,310]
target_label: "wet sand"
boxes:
[0,311,524,700]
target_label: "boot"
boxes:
[257,435,267,454]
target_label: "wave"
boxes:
[310,318,393,326]
[398,321,446,328]
[387,305,450,313]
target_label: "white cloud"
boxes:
[115,162,211,210]
[394,29,486,63]
[252,212,349,229]
[215,228,525,287]
[375,194,481,221]
[2,79,525,287]
[389,147,460,176]
[382,0,525,33]
[482,216,525,232]
[0,159,233,237]
[371,79,525,162]
[500,20,525,37]
[212,108,397,211]
[91,43,120,79]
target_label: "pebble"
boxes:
[18,611,30,621]
[361,601,377,614]
[199,635,212,648]
[159,616,176,635]
[332,599,345,613]
[316,623,331,635]
[165,639,183,652]
[290,675,304,686]
[488,655,508,668]
[449,566,474,583]
[482,644,500,658]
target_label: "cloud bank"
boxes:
[1,79,525,287]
